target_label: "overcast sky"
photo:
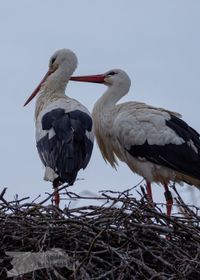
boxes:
[0,1,200,209]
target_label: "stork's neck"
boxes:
[95,82,130,110]
[35,86,66,120]
[35,68,73,119]
[92,82,130,136]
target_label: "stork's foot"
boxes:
[164,185,173,217]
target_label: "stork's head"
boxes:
[70,69,131,92]
[49,49,78,76]
[24,48,78,106]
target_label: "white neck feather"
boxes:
[35,88,66,120]
[94,80,131,111]
[34,63,74,119]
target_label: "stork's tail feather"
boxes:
[175,171,200,189]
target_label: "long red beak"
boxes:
[24,65,58,107]
[70,74,105,84]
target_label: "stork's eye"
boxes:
[107,71,116,76]
[51,57,56,65]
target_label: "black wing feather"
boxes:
[37,109,93,185]
[128,114,200,180]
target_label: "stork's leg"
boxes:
[52,178,61,207]
[146,180,153,202]
[164,184,173,217]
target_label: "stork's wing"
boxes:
[36,108,93,185]
[113,104,200,180]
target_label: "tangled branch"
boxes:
[0,184,200,279]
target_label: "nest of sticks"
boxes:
[0,183,200,280]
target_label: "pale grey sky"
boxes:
[0,1,200,208]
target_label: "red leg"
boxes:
[53,187,60,207]
[52,179,61,208]
[146,180,153,202]
[164,184,173,217]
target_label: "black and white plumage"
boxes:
[70,69,200,216]
[36,107,93,185]
[24,49,94,206]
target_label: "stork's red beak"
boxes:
[70,74,105,84]
[24,65,58,107]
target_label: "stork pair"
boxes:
[24,49,200,216]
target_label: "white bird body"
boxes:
[70,68,200,215]
[24,49,94,203]
[93,100,200,187]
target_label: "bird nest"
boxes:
[0,184,200,280]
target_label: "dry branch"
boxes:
[0,184,200,279]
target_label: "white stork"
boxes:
[24,49,94,207]
[70,69,200,216]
